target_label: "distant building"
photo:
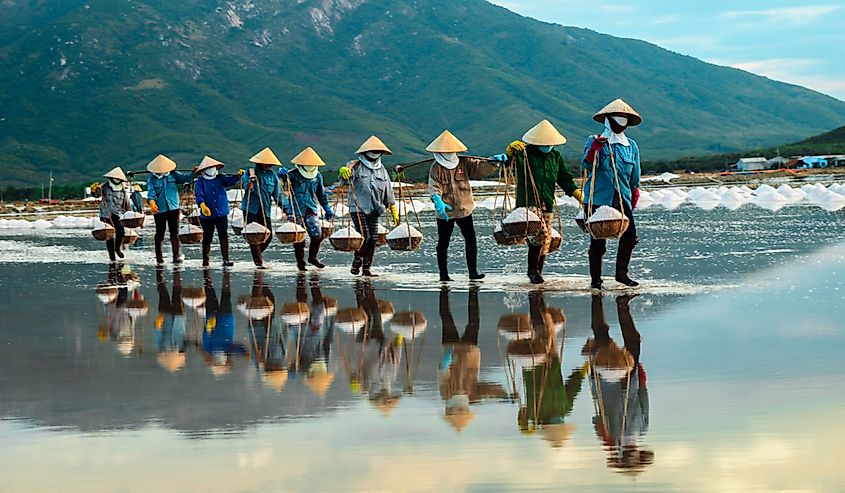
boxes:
[735,157,769,171]
[800,156,829,169]
[766,156,790,168]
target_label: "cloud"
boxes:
[712,57,845,99]
[720,5,840,24]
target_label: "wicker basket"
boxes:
[122,229,139,245]
[178,224,204,244]
[548,228,562,253]
[391,311,427,338]
[494,223,526,246]
[276,222,307,244]
[335,307,367,333]
[186,210,202,226]
[242,223,271,245]
[497,313,532,340]
[120,211,146,229]
[230,210,245,235]
[386,224,423,251]
[92,222,116,242]
[330,226,364,252]
[319,220,335,240]
[501,207,542,236]
[574,210,587,234]
[376,224,389,246]
[181,287,206,308]
[281,302,310,325]
[586,217,629,240]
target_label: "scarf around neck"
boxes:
[602,117,630,147]
[433,152,460,170]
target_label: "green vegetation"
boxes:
[1,0,844,186]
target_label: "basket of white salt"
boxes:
[319,219,335,240]
[280,302,310,325]
[501,207,542,237]
[187,209,202,226]
[181,287,206,308]
[586,206,629,240]
[334,307,367,333]
[120,210,146,229]
[330,225,364,252]
[276,221,307,244]
[376,224,389,246]
[548,228,562,253]
[243,296,274,320]
[378,299,395,324]
[391,311,427,338]
[242,221,271,245]
[178,223,204,244]
[122,228,139,245]
[494,222,526,246]
[386,224,423,251]
[230,209,245,235]
[91,219,116,242]
[574,209,587,233]
[497,313,531,340]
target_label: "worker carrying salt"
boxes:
[145,155,193,266]
[420,130,498,282]
[240,147,286,269]
[581,99,643,290]
[194,156,242,268]
[503,120,584,284]
[278,147,335,271]
[91,167,132,262]
[338,136,400,277]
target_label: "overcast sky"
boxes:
[488,0,845,101]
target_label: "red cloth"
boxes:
[632,188,640,209]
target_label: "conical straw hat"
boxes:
[147,154,177,174]
[262,370,289,392]
[371,396,401,416]
[593,98,642,126]
[538,423,575,448]
[426,130,468,153]
[103,167,127,181]
[249,147,282,166]
[355,135,392,155]
[290,147,326,167]
[522,120,567,146]
[443,410,476,432]
[156,352,186,373]
[195,155,225,173]
[305,372,334,397]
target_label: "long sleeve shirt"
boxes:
[97,183,132,219]
[282,168,332,218]
[345,160,395,216]
[581,136,641,208]
[510,146,578,211]
[427,157,498,219]
[195,174,240,218]
[240,166,284,217]
[146,172,193,213]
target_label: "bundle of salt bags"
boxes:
[178,223,204,244]
[334,307,367,333]
[386,224,423,251]
[242,221,270,245]
[120,210,145,228]
[574,209,587,233]
[330,225,364,251]
[281,302,310,325]
[501,207,542,236]
[181,287,206,308]
[376,223,389,246]
[497,313,532,341]
[547,228,562,253]
[319,219,335,240]
[187,208,202,226]
[391,311,427,338]
[91,219,116,241]
[586,205,628,239]
[276,221,306,244]
[122,228,139,245]
[494,222,526,246]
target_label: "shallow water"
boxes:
[1,205,844,492]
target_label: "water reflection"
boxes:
[200,270,245,377]
[96,264,148,357]
[154,268,187,373]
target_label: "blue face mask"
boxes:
[538,146,554,154]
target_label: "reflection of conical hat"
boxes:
[377,299,395,323]
[426,130,468,153]
[262,370,289,392]
[249,147,282,166]
[391,311,427,338]
[539,423,575,448]
[593,98,642,126]
[497,313,532,340]
[305,371,334,397]
[371,396,401,416]
[522,120,566,146]
[157,352,186,373]
[209,364,231,377]
[147,154,177,173]
[195,155,225,173]
[443,409,476,432]
[103,167,127,181]
[355,135,392,155]
[290,147,326,167]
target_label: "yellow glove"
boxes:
[573,189,584,203]
[155,313,164,330]
[339,166,352,180]
[200,203,211,216]
[581,362,590,377]
[149,200,159,214]
[206,316,217,332]
[89,182,101,192]
[237,169,245,177]
[506,141,526,156]
[389,204,399,226]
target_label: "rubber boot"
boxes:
[172,238,182,265]
[155,240,165,265]
[106,239,117,262]
[362,242,378,277]
[351,251,363,275]
[437,248,452,282]
[537,255,546,279]
[251,244,266,269]
[202,242,211,268]
[589,244,605,291]
[466,236,484,280]
[615,238,639,287]
[527,245,544,284]
[308,239,325,269]
[294,242,307,271]
[220,236,233,268]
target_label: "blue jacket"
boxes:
[281,168,332,218]
[241,166,284,217]
[195,174,240,218]
[146,172,193,213]
[581,136,641,208]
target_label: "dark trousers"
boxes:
[153,209,181,262]
[352,211,380,267]
[588,202,638,255]
[440,286,480,345]
[436,215,479,276]
[200,216,229,246]
[102,214,125,261]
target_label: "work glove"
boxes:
[324,206,335,221]
[573,189,584,203]
[506,140,525,156]
[206,316,217,332]
[489,154,508,163]
[395,165,405,175]
[586,135,608,162]
[339,166,352,180]
[149,200,159,214]
[431,194,452,220]
[389,204,400,226]
[581,362,590,378]
[89,182,100,193]
[632,188,640,209]
[277,167,289,180]
[237,169,245,177]
[200,203,211,217]
[155,313,164,330]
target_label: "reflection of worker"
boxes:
[290,276,331,372]
[583,294,652,475]
[155,268,186,373]
[354,281,402,406]
[201,269,245,375]
[244,270,279,371]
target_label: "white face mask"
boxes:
[298,165,319,179]
[433,152,459,170]
[602,117,630,147]
[360,152,383,170]
[108,179,124,191]
[365,152,382,160]
[202,167,218,179]
[152,172,170,179]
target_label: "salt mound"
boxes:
[271,206,285,221]
[331,225,363,239]
[179,224,202,235]
[504,207,540,224]
[334,203,349,218]
[276,222,306,233]
[588,206,624,222]
[32,219,52,229]
[386,224,423,240]
[635,190,654,209]
[242,222,269,234]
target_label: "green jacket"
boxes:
[511,146,578,211]
[523,357,584,425]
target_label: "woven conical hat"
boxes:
[103,167,127,181]
[249,147,282,166]
[305,372,334,397]
[355,135,392,155]
[195,155,225,173]
[593,98,642,126]
[291,147,326,167]
[371,397,400,416]
[157,352,186,373]
[522,120,567,146]
[443,410,476,432]
[262,370,289,392]
[538,423,575,448]
[426,130,468,153]
[147,154,177,174]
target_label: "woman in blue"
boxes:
[582,99,643,290]
[145,154,194,265]
[278,147,335,271]
[241,147,285,269]
[194,156,242,268]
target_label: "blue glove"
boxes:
[324,207,335,221]
[277,167,289,180]
[490,154,507,163]
[431,194,452,220]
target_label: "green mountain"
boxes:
[1,0,844,185]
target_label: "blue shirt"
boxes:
[581,136,641,207]
[240,166,284,217]
[146,172,193,213]
[195,174,240,218]
[281,168,332,218]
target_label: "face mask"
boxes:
[152,172,170,179]
[433,152,460,170]
[365,152,382,160]
[538,146,554,154]
[298,165,319,179]
[610,115,628,127]
[202,167,218,179]
[108,179,124,190]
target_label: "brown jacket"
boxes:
[427,157,497,219]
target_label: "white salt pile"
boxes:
[503,207,541,224]
[386,224,423,240]
[178,224,203,235]
[588,206,624,222]
[242,222,269,234]
[276,222,306,233]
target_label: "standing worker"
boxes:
[278,147,335,271]
[194,156,242,268]
[422,130,498,282]
[241,147,285,269]
[581,99,643,290]
[504,120,583,284]
[92,167,132,262]
[145,154,193,266]
[338,136,399,277]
